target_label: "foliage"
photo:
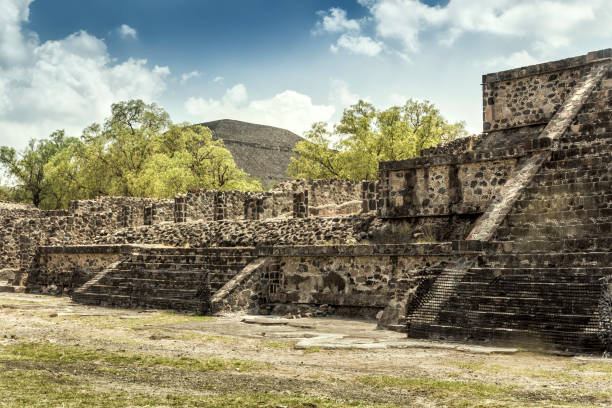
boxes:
[288,99,467,180]
[0,130,78,207]
[0,100,260,209]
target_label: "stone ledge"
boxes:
[482,49,611,84]
[379,139,551,171]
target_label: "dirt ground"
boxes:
[0,292,611,408]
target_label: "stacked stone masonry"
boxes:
[2,49,611,355]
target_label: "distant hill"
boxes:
[198,119,303,187]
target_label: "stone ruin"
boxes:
[1,49,611,354]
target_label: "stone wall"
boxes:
[378,154,518,218]
[27,245,126,294]
[178,179,365,223]
[95,215,376,248]
[257,244,455,318]
[70,196,174,227]
[482,49,612,132]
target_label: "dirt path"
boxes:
[1,293,611,407]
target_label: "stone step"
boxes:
[532,169,612,186]
[579,97,612,114]
[523,181,611,197]
[107,277,226,292]
[550,145,611,161]
[445,295,599,315]
[109,268,238,280]
[574,108,612,124]
[512,237,612,252]
[86,284,199,300]
[542,155,610,171]
[0,285,19,293]
[406,323,603,352]
[127,254,256,263]
[506,209,611,226]
[463,267,611,282]
[71,292,132,307]
[73,291,201,311]
[497,222,612,240]
[436,310,595,331]
[480,252,610,267]
[454,280,602,296]
[514,194,612,213]
[121,262,248,271]
[566,120,612,135]
[557,131,612,146]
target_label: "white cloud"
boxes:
[213,76,224,84]
[0,0,169,149]
[331,34,383,56]
[329,79,362,108]
[485,50,539,70]
[0,0,36,66]
[185,84,335,136]
[223,83,248,105]
[314,8,361,34]
[362,0,612,55]
[180,70,201,84]
[118,24,137,39]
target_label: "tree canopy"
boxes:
[288,99,467,180]
[1,100,261,209]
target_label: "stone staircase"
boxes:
[407,252,610,353]
[404,62,612,353]
[73,247,256,312]
[0,268,26,293]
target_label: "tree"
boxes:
[43,99,261,206]
[288,99,467,180]
[0,130,77,208]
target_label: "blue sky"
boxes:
[1,0,611,151]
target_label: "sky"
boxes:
[0,0,611,150]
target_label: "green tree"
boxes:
[43,99,260,206]
[289,99,466,180]
[0,130,77,208]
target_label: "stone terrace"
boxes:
[1,49,611,355]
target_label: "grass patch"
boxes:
[0,368,399,408]
[451,361,486,371]
[356,375,611,407]
[1,341,266,372]
[300,346,323,353]
[261,340,296,349]
[450,360,588,383]
[58,310,214,330]
[569,361,612,374]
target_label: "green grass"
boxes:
[1,342,266,372]
[57,310,214,330]
[301,346,323,353]
[356,375,611,408]
[0,368,400,408]
[261,340,297,349]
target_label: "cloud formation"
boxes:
[314,7,384,57]
[185,84,335,136]
[314,8,361,34]
[362,0,612,55]
[330,34,383,56]
[318,0,612,61]
[0,0,169,148]
[118,24,137,39]
[180,70,201,84]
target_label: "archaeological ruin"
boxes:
[1,49,611,354]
